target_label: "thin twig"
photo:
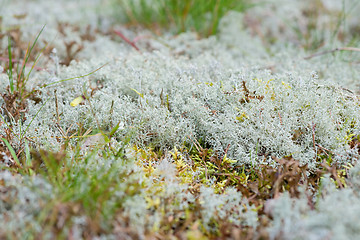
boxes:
[315,144,334,155]
[221,144,231,162]
[304,47,360,60]
[113,29,140,52]
[278,112,282,125]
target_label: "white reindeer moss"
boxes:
[1,0,360,239]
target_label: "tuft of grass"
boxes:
[5,25,46,100]
[15,146,144,239]
[114,0,249,36]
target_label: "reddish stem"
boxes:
[113,30,140,52]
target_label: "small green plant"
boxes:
[114,0,249,36]
[1,26,45,128]
[6,25,45,99]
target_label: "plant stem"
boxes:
[7,36,14,93]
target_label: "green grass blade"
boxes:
[1,138,21,166]
[7,36,14,93]
[24,139,32,167]
[18,25,46,97]
[22,25,45,71]
[23,25,47,85]
[24,43,47,89]
[40,63,108,88]
[109,120,124,139]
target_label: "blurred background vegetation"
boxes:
[111,0,360,54]
[112,0,250,36]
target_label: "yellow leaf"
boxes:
[222,154,237,164]
[70,96,84,107]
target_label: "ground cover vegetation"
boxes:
[1,0,360,239]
